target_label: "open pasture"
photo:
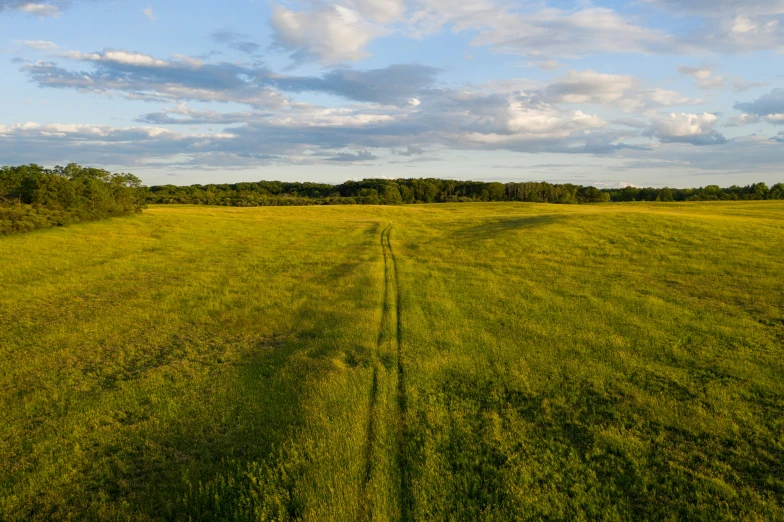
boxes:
[1,202,783,521]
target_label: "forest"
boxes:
[147,177,784,206]
[0,164,144,235]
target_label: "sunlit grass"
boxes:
[1,202,782,520]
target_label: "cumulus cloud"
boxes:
[265,1,676,64]
[10,36,749,170]
[646,112,728,145]
[541,70,701,112]
[734,88,784,124]
[0,86,735,169]
[0,83,619,168]
[136,86,612,154]
[270,4,386,63]
[257,0,784,67]
[16,44,726,168]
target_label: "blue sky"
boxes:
[0,0,783,186]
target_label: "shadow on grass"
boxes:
[451,213,568,242]
[408,367,784,520]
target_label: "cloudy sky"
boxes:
[1,0,783,186]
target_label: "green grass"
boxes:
[1,202,783,520]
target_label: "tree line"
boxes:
[3,163,783,236]
[1,164,144,235]
[146,178,784,206]
[146,179,613,206]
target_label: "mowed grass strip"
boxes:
[1,201,783,521]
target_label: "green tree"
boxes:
[487,182,506,201]
[381,185,403,205]
[577,186,610,203]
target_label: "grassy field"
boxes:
[1,202,782,521]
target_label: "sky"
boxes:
[0,0,783,187]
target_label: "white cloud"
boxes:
[682,13,784,53]
[268,107,396,127]
[265,1,680,65]
[646,112,727,145]
[26,54,290,108]
[143,7,155,21]
[414,0,784,56]
[407,3,674,58]
[344,0,404,22]
[647,0,784,52]
[544,70,636,105]
[650,112,718,137]
[261,0,784,68]
[542,70,702,112]
[678,65,766,93]
[727,113,761,126]
[678,65,726,90]
[21,40,58,50]
[25,52,442,109]
[270,4,386,63]
[65,49,171,67]
[477,7,672,58]
[16,2,59,17]
[0,121,216,140]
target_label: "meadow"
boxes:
[1,202,782,521]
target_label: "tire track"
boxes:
[362,223,409,521]
[361,223,392,520]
